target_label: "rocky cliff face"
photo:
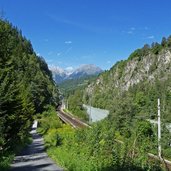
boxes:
[90,50,171,90]
[115,49,171,90]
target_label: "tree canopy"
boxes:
[0,19,59,155]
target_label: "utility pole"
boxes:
[89,96,92,124]
[158,98,161,158]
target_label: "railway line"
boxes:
[57,109,90,128]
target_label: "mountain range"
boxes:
[50,64,103,83]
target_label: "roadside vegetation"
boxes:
[38,106,167,170]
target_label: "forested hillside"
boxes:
[59,75,98,97]
[84,36,171,122]
[0,18,59,167]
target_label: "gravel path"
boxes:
[10,121,63,171]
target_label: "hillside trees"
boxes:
[79,36,171,162]
[0,18,59,157]
[85,35,171,122]
[68,89,88,121]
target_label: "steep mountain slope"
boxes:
[84,37,171,121]
[50,64,102,83]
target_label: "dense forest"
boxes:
[0,18,59,168]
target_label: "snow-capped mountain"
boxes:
[69,64,102,79]
[49,64,103,84]
[49,65,68,83]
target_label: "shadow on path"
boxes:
[10,121,63,171]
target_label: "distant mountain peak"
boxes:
[70,64,102,79]
[49,64,103,83]
[65,67,75,76]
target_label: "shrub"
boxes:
[44,129,62,147]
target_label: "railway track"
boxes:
[57,110,90,128]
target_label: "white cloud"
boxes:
[107,60,111,64]
[122,28,134,35]
[65,41,72,44]
[36,53,40,56]
[125,27,136,34]
[147,35,154,39]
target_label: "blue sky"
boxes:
[1,0,171,70]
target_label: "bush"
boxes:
[0,153,14,171]
[44,129,62,147]
[37,106,62,134]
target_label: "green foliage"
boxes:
[0,18,59,167]
[136,120,153,138]
[167,36,171,47]
[117,60,127,79]
[36,102,163,170]
[44,129,62,147]
[161,37,167,47]
[0,134,32,171]
[37,106,62,135]
[45,119,162,170]
[59,76,97,122]
[37,106,74,148]
[0,153,14,171]
[59,75,98,98]
[151,42,162,55]
[128,49,143,61]
[67,89,89,121]
[75,35,171,168]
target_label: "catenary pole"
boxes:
[158,98,161,158]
